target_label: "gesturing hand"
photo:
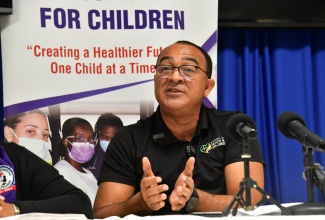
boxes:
[169,157,195,211]
[140,157,169,211]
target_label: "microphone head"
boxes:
[226,113,257,142]
[277,111,306,139]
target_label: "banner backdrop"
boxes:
[1,0,218,122]
[1,0,218,175]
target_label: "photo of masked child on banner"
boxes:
[54,117,98,207]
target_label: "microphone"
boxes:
[277,111,325,152]
[226,113,258,142]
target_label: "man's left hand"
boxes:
[169,157,195,211]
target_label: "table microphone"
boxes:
[277,111,325,152]
[226,112,258,142]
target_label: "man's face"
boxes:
[154,43,215,112]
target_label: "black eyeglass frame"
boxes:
[155,64,208,78]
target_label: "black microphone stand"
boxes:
[223,138,291,216]
[305,147,316,202]
[287,146,325,215]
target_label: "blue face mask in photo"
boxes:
[100,140,110,152]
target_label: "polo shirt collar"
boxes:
[151,105,209,146]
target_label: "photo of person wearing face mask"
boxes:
[3,109,53,165]
[84,113,123,180]
[54,117,98,207]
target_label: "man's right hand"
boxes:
[140,157,169,211]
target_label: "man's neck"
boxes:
[160,107,200,142]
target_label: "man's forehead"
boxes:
[158,44,203,63]
[162,43,197,54]
[159,55,199,66]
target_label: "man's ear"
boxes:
[4,126,13,142]
[204,78,215,97]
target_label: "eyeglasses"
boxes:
[66,134,98,145]
[155,65,207,79]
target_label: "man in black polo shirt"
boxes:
[93,40,264,218]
